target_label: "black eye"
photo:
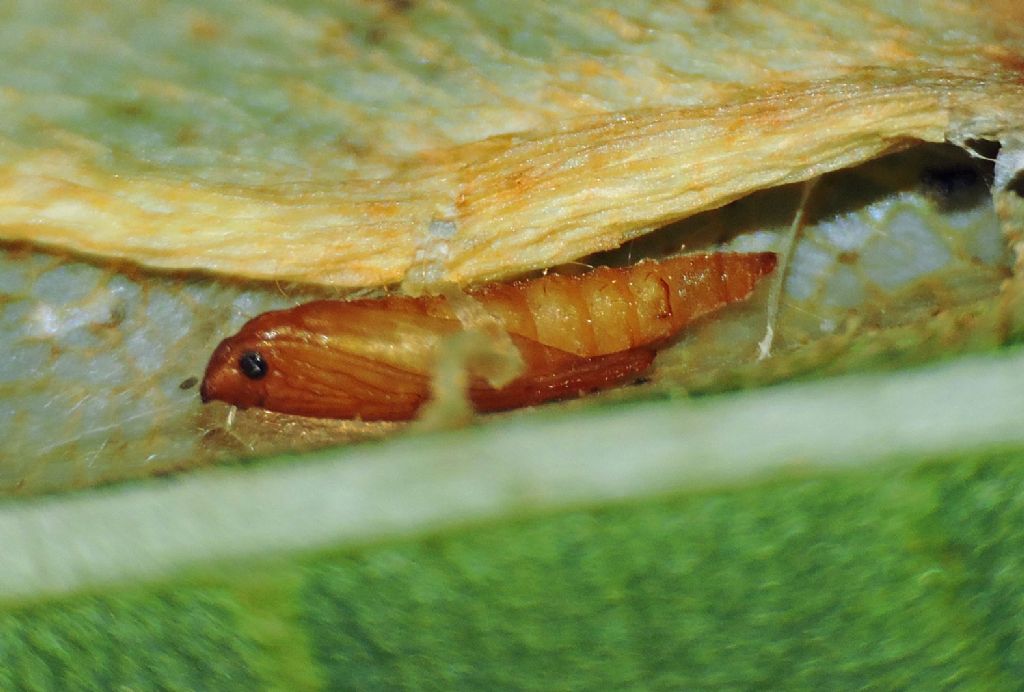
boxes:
[238,351,268,379]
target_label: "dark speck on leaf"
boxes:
[921,166,987,211]
[1007,171,1024,200]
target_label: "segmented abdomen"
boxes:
[470,253,777,356]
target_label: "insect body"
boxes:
[200,252,776,420]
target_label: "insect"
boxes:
[200,252,777,420]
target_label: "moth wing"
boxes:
[469,335,654,413]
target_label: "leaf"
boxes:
[2,347,1024,687]
[0,2,1022,285]
[4,3,1024,685]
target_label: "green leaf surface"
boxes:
[2,348,1024,688]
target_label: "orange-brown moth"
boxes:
[200,252,777,420]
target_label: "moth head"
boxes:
[200,331,276,410]
[198,305,405,419]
